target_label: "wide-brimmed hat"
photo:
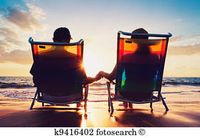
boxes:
[130,28,159,46]
[131,38,160,46]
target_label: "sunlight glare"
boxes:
[83,50,103,77]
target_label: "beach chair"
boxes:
[107,31,172,114]
[29,38,88,110]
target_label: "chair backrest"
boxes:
[29,38,83,62]
[29,38,84,96]
[116,31,171,96]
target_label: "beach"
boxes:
[0,77,200,127]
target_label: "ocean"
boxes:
[0,76,200,101]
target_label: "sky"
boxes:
[0,0,200,77]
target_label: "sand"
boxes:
[0,90,200,127]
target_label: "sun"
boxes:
[83,51,102,77]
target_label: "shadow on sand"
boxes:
[1,106,200,127]
[111,107,200,127]
[0,107,83,127]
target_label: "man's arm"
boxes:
[84,77,98,84]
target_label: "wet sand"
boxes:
[0,90,200,127]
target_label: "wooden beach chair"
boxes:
[29,38,88,110]
[107,31,172,114]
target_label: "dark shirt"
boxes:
[116,53,159,100]
[30,50,87,96]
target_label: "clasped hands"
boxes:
[94,71,109,81]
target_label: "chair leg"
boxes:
[108,83,111,112]
[84,101,87,113]
[150,95,153,111]
[41,92,44,107]
[30,90,38,110]
[160,94,169,111]
[84,85,89,112]
[108,97,111,112]
[106,82,114,115]
[128,103,133,109]
[150,102,153,112]
[106,82,111,112]
[110,98,114,115]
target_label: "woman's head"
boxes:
[131,28,150,54]
[53,27,71,42]
[131,28,148,39]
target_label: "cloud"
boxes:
[169,36,183,42]
[168,34,200,56]
[168,45,200,56]
[0,28,18,37]
[0,2,46,64]
[0,48,32,64]
[169,35,200,47]
[0,27,22,48]
[4,7,43,31]
[26,3,46,20]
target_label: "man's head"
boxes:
[131,28,148,39]
[53,27,71,42]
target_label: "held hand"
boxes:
[98,71,107,77]
[94,71,109,81]
[98,71,113,81]
[94,72,103,81]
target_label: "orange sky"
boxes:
[0,0,200,77]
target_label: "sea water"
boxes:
[0,76,200,102]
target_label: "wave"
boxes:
[0,81,33,88]
[0,77,200,89]
[163,78,200,86]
